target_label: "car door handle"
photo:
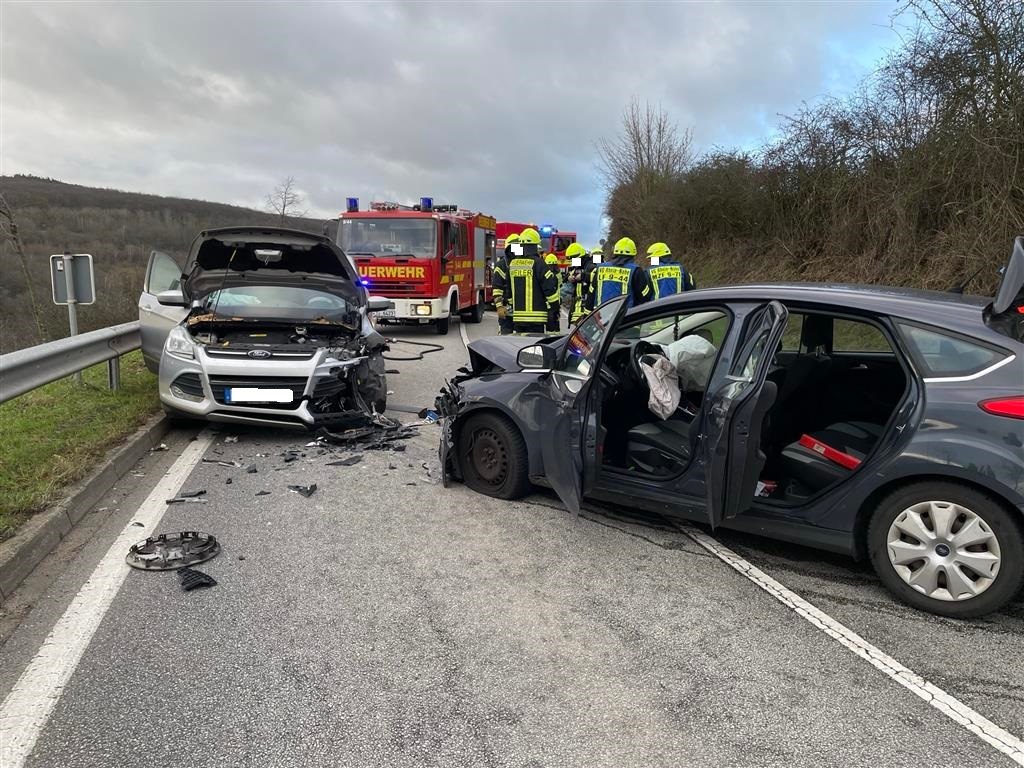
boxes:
[141,304,153,312]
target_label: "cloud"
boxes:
[1,0,897,243]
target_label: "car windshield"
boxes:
[340,218,436,258]
[202,286,357,322]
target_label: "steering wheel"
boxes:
[630,340,669,387]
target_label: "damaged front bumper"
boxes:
[435,376,470,487]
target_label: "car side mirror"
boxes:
[517,344,556,370]
[367,296,395,313]
[156,289,188,307]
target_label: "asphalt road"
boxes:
[1,310,1021,768]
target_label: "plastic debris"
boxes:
[131,521,145,527]
[246,465,258,474]
[238,555,246,561]
[223,436,239,443]
[166,489,207,504]
[326,456,362,467]
[150,443,169,453]
[282,454,299,463]
[202,459,243,468]
[226,478,233,485]
[126,531,220,570]
[288,484,318,498]
[416,408,440,423]
[256,490,271,496]
[179,567,217,591]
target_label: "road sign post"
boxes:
[50,252,96,385]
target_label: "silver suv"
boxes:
[138,227,391,429]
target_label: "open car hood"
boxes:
[182,227,362,304]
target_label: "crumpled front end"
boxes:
[435,377,468,487]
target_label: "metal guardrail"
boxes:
[0,321,141,404]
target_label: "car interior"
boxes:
[596,307,909,505]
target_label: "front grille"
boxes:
[170,373,204,399]
[205,348,316,361]
[367,282,421,294]
[207,376,307,410]
[311,375,348,400]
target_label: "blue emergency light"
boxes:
[540,224,554,237]
[346,197,359,213]
[419,197,433,212]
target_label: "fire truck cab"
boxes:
[337,199,497,335]
[497,221,577,268]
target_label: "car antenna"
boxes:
[209,248,238,317]
[949,264,987,295]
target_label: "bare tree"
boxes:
[264,176,309,225]
[597,98,692,193]
[0,191,46,343]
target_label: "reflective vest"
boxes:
[509,257,557,324]
[650,264,685,299]
[594,263,638,307]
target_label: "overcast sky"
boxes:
[1,1,898,244]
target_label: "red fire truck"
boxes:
[336,199,496,335]
[496,221,577,267]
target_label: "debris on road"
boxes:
[326,456,362,467]
[288,484,318,498]
[226,478,233,485]
[223,436,239,443]
[417,408,440,423]
[150,443,169,453]
[166,489,208,504]
[179,567,218,591]
[131,521,145,527]
[256,490,271,496]
[246,465,258,474]
[282,454,299,463]
[202,459,243,468]
[126,531,220,570]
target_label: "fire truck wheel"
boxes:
[462,292,484,324]
[437,295,457,335]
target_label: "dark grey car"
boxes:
[437,238,1024,618]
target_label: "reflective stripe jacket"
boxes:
[568,260,594,323]
[649,262,696,299]
[586,259,653,310]
[491,254,510,305]
[509,255,559,324]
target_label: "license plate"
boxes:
[374,308,396,318]
[225,387,293,403]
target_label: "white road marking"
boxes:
[680,524,1024,766]
[0,431,215,768]
[459,315,470,348]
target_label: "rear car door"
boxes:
[138,250,187,372]
[702,300,788,527]
[536,296,630,513]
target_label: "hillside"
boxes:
[0,175,327,352]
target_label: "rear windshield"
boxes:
[898,323,1007,378]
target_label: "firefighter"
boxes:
[565,242,593,325]
[492,232,518,335]
[508,228,559,335]
[586,236,652,310]
[646,242,696,299]
[544,252,562,332]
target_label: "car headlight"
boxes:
[165,326,196,360]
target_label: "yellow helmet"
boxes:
[565,242,587,259]
[505,232,520,245]
[591,245,603,256]
[518,227,541,246]
[613,237,637,257]
[545,253,558,265]
[647,242,671,259]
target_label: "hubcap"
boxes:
[886,500,1001,602]
[467,428,507,486]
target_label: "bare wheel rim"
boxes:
[886,500,1002,602]
[466,428,508,486]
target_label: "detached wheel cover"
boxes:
[126,531,221,570]
[886,501,1001,601]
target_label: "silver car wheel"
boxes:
[886,500,1002,602]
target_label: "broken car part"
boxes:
[126,531,221,571]
[179,567,218,591]
[288,484,318,498]
[326,456,362,466]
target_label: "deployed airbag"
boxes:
[666,335,717,391]
[641,354,681,420]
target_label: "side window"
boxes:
[780,312,804,352]
[558,296,625,378]
[146,251,181,293]
[459,223,469,255]
[833,318,891,352]
[898,323,1007,377]
[625,309,729,392]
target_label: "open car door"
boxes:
[702,300,788,527]
[536,296,630,513]
[138,250,187,373]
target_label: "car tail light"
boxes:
[979,396,1024,419]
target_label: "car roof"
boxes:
[644,283,993,336]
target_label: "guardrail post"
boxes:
[107,356,121,391]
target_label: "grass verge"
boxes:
[0,350,159,541]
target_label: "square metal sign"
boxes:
[50,254,96,305]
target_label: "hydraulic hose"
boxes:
[382,338,447,361]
